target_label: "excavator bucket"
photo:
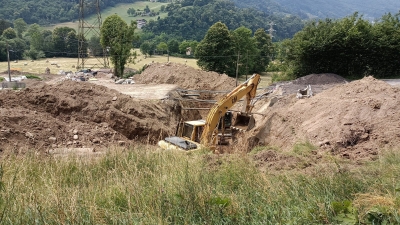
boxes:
[232,113,256,131]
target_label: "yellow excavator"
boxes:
[158,73,261,151]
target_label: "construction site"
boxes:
[1,62,400,167]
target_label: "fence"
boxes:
[1,81,26,89]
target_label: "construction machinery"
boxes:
[158,73,261,151]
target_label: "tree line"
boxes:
[278,13,400,79]
[0,19,90,62]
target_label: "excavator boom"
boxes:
[158,74,260,151]
[200,74,260,147]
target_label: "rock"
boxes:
[1,129,11,133]
[112,96,118,101]
[67,141,73,146]
[51,144,57,148]
[73,129,79,135]
[49,137,57,142]
[118,141,126,146]
[92,138,100,144]
[318,140,330,146]
[73,135,79,140]
[25,132,34,138]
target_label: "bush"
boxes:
[24,49,45,60]
[271,72,295,82]
[25,74,42,80]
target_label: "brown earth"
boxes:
[134,62,236,90]
[1,62,400,171]
[0,80,182,153]
[247,76,400,164]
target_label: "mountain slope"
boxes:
[0,0,136,24]
[233,0,400,19]
[276,0,400,19]
[142,0,304,41]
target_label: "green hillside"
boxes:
[142,0,304,41]
[274,0,400,19]
[46,2,168,31]
[0,0,153,25]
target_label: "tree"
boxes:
[157,42,168,53]
[42,30,55,57]
[101,15,137,77]
[52,27,76,57]
[88,36,103,56]
[26,23,43,51]
[65,31,79,57]
[167,39,179,53]
[195,22,235,76]
[253,28,272,73]
[282,13,400,79]
[179,40,192,54]
[2,28,17,39]
[231,26,257,76]
[144,5,150,13]
[140,41,151,56]
[13,18,27,38]
[0,19,13,36]
[127,8,136,16]
[24,48,45,60]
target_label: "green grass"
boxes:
[0,50,200,74]
[45,2,168,32]
[0,146,399,224]
[25,74,42,80]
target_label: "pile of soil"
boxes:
[270,73,348,96]
[0,81,181,152]
[135,62,237,118]
[247,76,400,161]
[134,62,236,90]
[292,73,348,85]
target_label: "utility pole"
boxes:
[246,50,249,80]
[6,45,11,83]
[268,22,275,40]
[77,0,108,69]
[235,51,240,87]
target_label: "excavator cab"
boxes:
[177,120,206,143]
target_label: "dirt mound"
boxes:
[134,62,236,90]
[0,81,181,152]
[247,76,400,161]
[293,73,348,85]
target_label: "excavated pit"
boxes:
[1,62,400,165]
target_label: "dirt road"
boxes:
[89,80,177,99]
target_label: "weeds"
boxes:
[0,146,399,224]
[25,74,42,80]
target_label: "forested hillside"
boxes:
[231,0,289,16]
[143,0,303,41]
[236,0,400,19]
[0,0,151,25]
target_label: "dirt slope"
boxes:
[0,81,181,152]
[247,76,400,160]
[134,62,236,90]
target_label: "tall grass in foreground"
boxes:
[0,147,399,224]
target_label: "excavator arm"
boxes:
[200,74,260,147]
